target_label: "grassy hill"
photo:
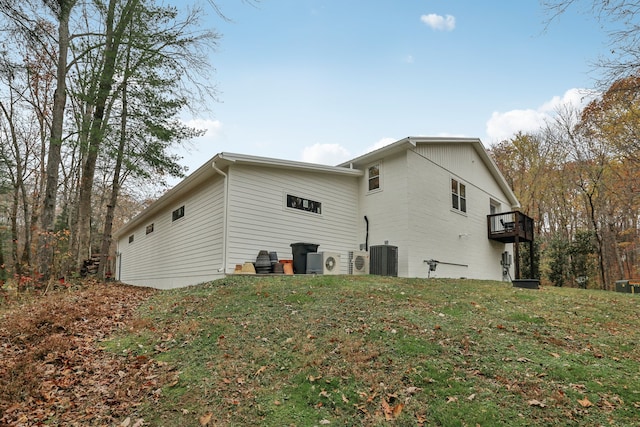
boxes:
[104,276,640,426]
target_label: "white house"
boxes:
[114,137,523,289]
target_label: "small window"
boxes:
[128,234,134,243]
[286,194,321,214]
[145,223,154,234]
[451,178,467,213]
[172,205,185,221]
[368,164,380,191]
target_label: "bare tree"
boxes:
[543,0,640,86]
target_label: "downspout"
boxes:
[364,215,369,251]
[115,239,121,281]
[212,161,229,274]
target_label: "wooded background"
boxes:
[0,0,638,289]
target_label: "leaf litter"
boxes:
[0,280,165,426]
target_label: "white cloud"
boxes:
[301,143,351,165]
[420,14,456,31]
[485,88,596,142]
[539,88,594,113]
[183,118,223,139]
[486,109,548,142]
[301,138,400,165]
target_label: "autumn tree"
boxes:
[0,24,54,276]
[64,0,213,275]
[94,2,209,278]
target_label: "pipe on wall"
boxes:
[364,215,369,251]
[212,161,229,274]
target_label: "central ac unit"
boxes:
[370,245,398,277]
[349,251,369,275]
[306,252,341,275]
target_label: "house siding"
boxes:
[407,146,512,280]
[224,164,359,273]
[356,152,410,276]
[117,176,225,289]
[114,139,520,289]
[414,143,510,205]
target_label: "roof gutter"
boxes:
[212,160,229,274]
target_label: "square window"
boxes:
[172,205,185,221]
[146,223,154,234]
[128,234,134,244]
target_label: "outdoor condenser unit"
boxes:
[349,251,369,275]
[369,245,398,277]
[307,252,341,275]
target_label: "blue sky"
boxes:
[175,0,609,175]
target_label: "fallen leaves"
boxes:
[199,412,213,425]
[119,418,144,427]
[381,397,404,421]
[528,399,547,408]
[577,396,593,408]
[0,281,163,425]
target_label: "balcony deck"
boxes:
[487,211,534,243]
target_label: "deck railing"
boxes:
[487,211,534,243]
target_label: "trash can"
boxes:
[290,242,319,274]
[615,280,630,293]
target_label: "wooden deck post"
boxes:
[514,234,520,280]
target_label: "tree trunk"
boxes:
[10,185,20,275]
[37,2,74,280]
[76,0,139,270]
[0,98,24,275]
[98,84,128,280]
[586,193,607,289]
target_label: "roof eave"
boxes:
[337,137,415,168]
[219,152,363,176]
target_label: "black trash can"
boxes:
[290,242,319,274]
[615,280,631,293]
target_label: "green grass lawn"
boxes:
[106,276,640,426]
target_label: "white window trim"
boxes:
[172,205,185,222]
[367,161,383,194]
[450,177,467,215]
[283,191,324,217]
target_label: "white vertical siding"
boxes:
[225,165,359,273]
[356,152,410,276]
[414,143,509,204]
[351,144,514,281]
[117,176,225,289]
[406,146,513,280]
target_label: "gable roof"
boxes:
[338,136,520,209]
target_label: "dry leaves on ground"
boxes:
[0,281,167,426]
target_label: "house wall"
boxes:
[407,145,513,280]
[117,175,225,289]
[356,152,410,276]
[224,164,359,273]
[353,144,514,280]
